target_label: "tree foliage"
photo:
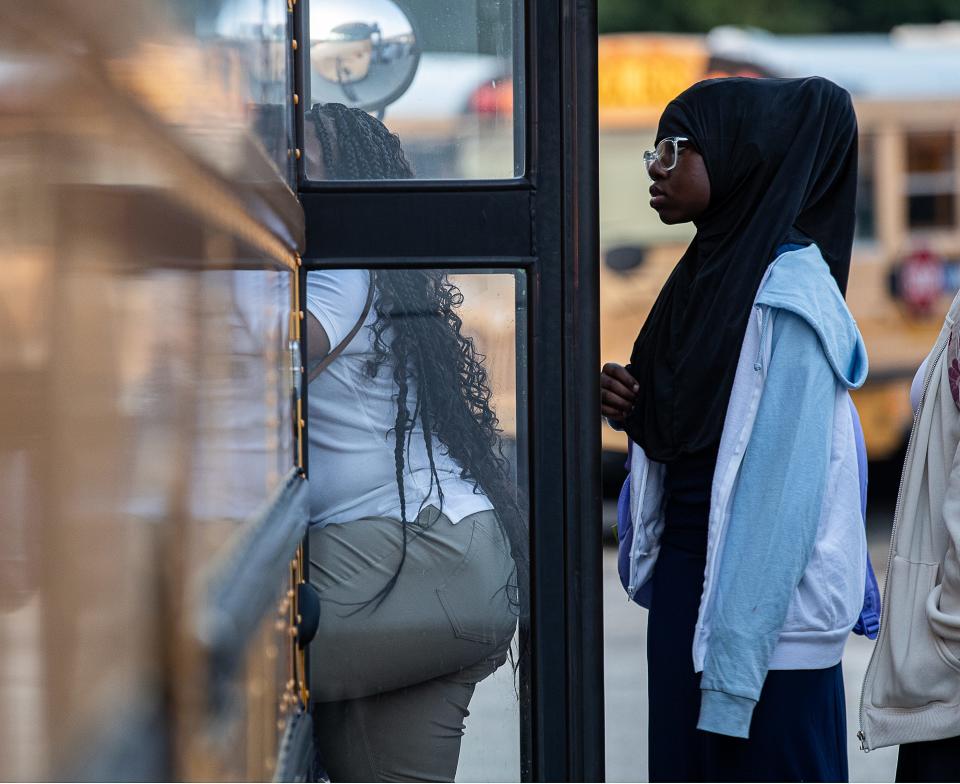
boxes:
[598,0,960,35]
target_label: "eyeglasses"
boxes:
[643,136,689,177]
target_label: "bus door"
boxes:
[294,0,603,778]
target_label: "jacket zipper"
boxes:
[754,306,767,371]
[857,339,947,752]
[694,307,768,668]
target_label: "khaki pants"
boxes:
[308,507,517,782]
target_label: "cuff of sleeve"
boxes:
[306,306,343,351]
[697,689,756,739]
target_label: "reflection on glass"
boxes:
[305,266,525,782]
[119,269,293,536]
[105,0,296,185]
[1,2,303,780]
[307,0,522,180]
[188,269,293,530]
[70,0,304,259]
[302,78,524,783]
[311,0,420,110]
[208,0,295,181]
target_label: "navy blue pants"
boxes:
[897,736,960,782]
[647,539,849,782]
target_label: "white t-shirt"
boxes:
[305,269,493,526]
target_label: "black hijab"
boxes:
[624,77,858,463]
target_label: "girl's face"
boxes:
[648,145,711,225]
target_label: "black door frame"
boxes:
[293,0,602,777]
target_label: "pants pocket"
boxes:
[929,583,960,674]
[437,516,518,647]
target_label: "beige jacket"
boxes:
[860,292,960,751]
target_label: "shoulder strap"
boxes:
[307,272,375,384]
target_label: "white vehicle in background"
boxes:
[381,52,515,179]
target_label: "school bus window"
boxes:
[855,134,876,241]
[905,131,956,230]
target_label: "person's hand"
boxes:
[601,363,638,425]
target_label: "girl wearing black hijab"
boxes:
[602,77,870,781]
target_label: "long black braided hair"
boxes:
[307,103,529,630]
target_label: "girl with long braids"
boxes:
[303,103,526,782]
